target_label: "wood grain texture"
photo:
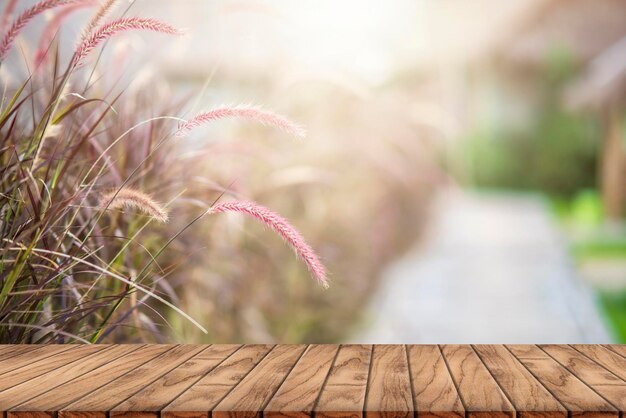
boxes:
[1,345,138,412]
[58,413,106,418]
[507,345,618,418]
[0,345,100,390]
[572,345,626,381]
[406,345,464,418]
[0,344,624,417]
[62,345,204,413]
[540,345,626,412]
[112,345,240,414]
[15,345,171,412]
[603,345,626,358]
[264,344,338,418]
[364,345,413,418]
[213,345,307,418]
[0,345,74,375]
[0,345,43,362]
[315,344,372,418]
[441,345,515,418]
[163,345,273,415]
[473,345,566,418]
[0,344,110,408]
[7,412,54,418]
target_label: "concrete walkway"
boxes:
[353,191,613,343]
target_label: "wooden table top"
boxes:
[0,344,624,418]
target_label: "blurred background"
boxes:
[12,0,626,343]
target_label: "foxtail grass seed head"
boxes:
[100,188,169,223]
[176,105,306,138]
[80,0,117,42]
[0,0,82,61]
[72,17,182,66]
[209,201,329,288]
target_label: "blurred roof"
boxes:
[566,35,626,110]
[494,0,626,67]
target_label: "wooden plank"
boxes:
[474,345,566,418]
[0,344,104,392]
[264,344,338,418]
[0,345,136,410]
[540,345,626,412]
[508,345,618,418]
[572,345,626,381]
[0,345,43,362]
[363,345,413,418]
[62,345,205,413]
[603,345,626,359]
[406,345,464,418]
[163,345,273,416]
[315,345,371,418]
[111,345,240,414]
[441,345,515,418]
[213,344,307,418]
[14,345,172,411]
[0,344,75,376]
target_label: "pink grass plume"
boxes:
[0,0,82,61]
[80,0,117,41]
[176,105,306,138]
[72,17,182,67]
[209,200,328,288]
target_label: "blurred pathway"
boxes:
[353,191,612,343]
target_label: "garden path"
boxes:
[353,190,613,343]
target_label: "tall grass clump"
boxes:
[0,0,326,343]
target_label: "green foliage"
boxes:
[463,46,599,198]
[599,291,626,343]
[464,109,598,197]
[569,190,605,226]
[551,190,604,226]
